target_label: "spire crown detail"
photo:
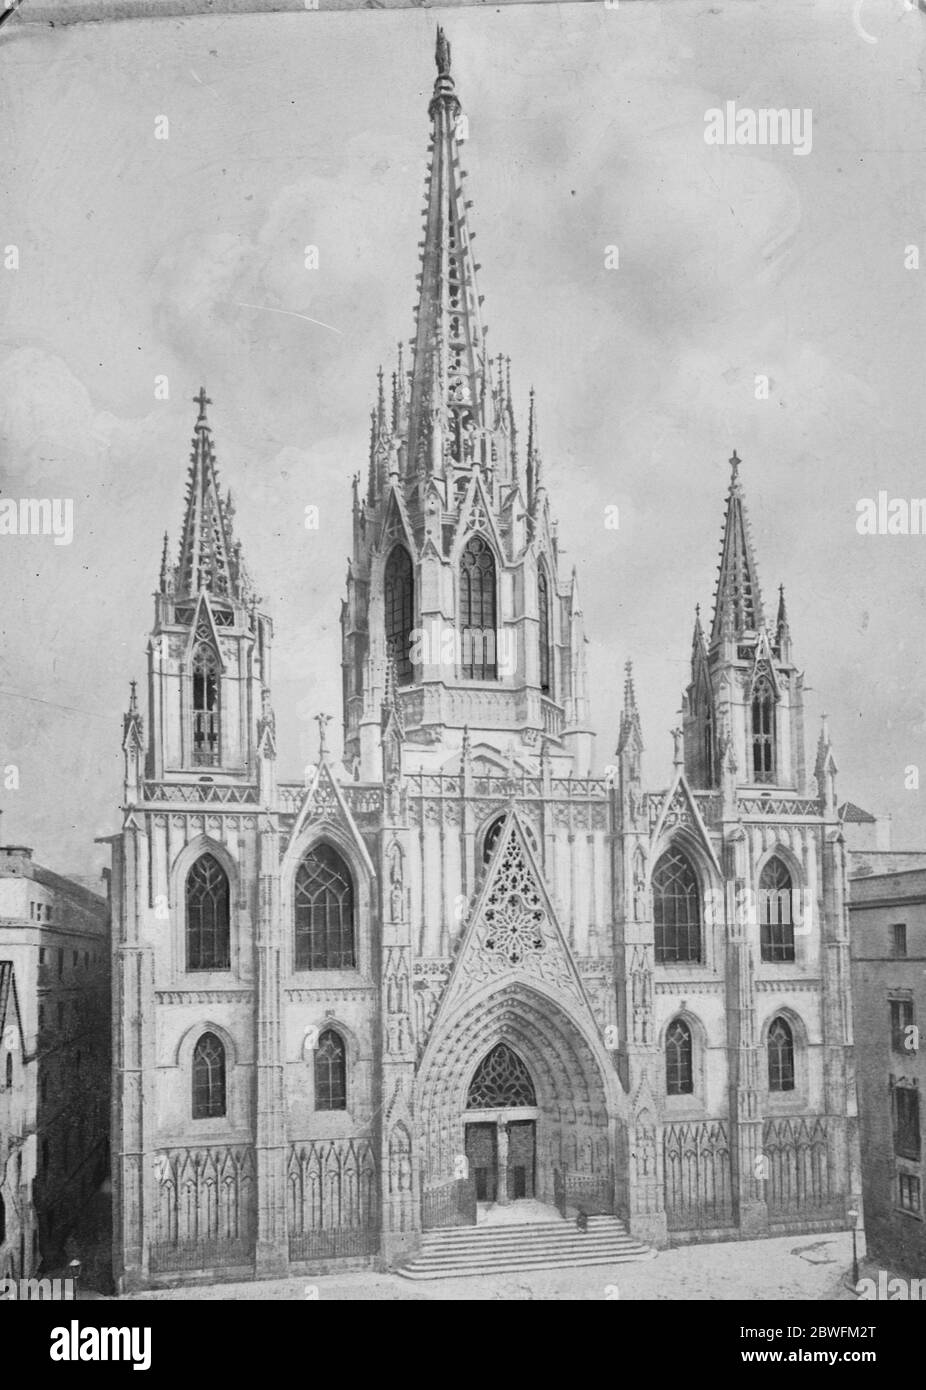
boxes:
[710,449,764,645]
[168,391,254,605]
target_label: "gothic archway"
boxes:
[416,982,616,1212]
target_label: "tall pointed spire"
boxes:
[618,659,643,754]
[174,389,247,602]
[406,26,489,479]
[710,450,764,644]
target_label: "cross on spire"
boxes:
[729,449,741,480]
[194,387,212,423]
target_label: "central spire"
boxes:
[406,26,489,481]
[710,450,764,644]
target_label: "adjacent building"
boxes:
[850,867,926,1274]
[0,843,110,1272]
[110,29,859,1291]
[0,959,34,1281]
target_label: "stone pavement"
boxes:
[117,1232,855,1301]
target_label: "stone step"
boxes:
[399,1217,655,1279]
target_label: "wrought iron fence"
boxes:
[288,1229,380,1261]
[149,1238,254,1273]
[421,1176,477,1229]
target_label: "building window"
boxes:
[751,674,776,784]
[759,857,795,963]
[4,1053,11,1089]
[384,546,414,686]
[294,844,355,971]
[482,814,538,865]
[892,923,908,959]
[192,644,220,767]
[538,567,551,695]
[768,1016,795,1092]
[72,951,78,969]
[192,1032,226,1120]
[899,1172,921,1214]
[57,950,63,979]
[38,1005,44,1032]
[459,534,497,681]
[38,948,45,966]
[653,848,702,964]
[666,1019,694,1096]
[893,1084,921,1161]
[314,1029,347,1111]
[703,706,714,787]
[891,999,916,1055]
[185,853,231,971]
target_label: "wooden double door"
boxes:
[464,1120,536,1202]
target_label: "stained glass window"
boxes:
[460,535,497,680]
[666,1019,693,1095]
[653,849,702,964]
[314,1029,347,1111]
[192,1032,226,1119]
[759,857,795,963]
[768,1017,795,1093]
[467,1044,536,1109]
[294,844,355,970]
[385,546,414,686]
[186,853,230,971]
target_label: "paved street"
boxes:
[117,1232,856,1301]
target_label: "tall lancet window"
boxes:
[751,672,776,784]
[192,645,220,766]
[385,546,414,686]
[703,705,715,787]
[186,853,230,971]
[653,848,702,964]
[538,567,551,695]
[460,534,497,681]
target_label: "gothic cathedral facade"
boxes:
[110,31,857,1290]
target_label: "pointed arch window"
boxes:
[192,644,220,766]
[653,848,702,964]
[186,853,230,971]
[467,1044,536,1109]
[538,567,551,695]
[703,705,715,787]
[482,814,538,865]
[183,850,228,973]
[314,1029,347,1111]
[751,672,776,784]
[460,534,497,681]
[192,1032,226,1119]
[767,1017,795,1092]
[760,857,795,962]
[385,546,414,686]
[666,1019,694,1095]
[294,844,355,971]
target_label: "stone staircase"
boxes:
[397,1215,656,1280]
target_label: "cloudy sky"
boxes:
[1,0,925,876]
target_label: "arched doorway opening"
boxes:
[464,1043,539,1203]
[417,983,616,1220]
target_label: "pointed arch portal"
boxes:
[418,983,614,1216]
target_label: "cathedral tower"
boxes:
[341,29,592,782]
